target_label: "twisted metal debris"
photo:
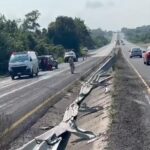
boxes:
[18,51,116,150]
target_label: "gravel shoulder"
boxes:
[107,50,150,150]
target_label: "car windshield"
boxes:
[10,54,29,63]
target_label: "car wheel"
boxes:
[49,65,53,71]
[64,59,67,63]
[35,69,39,76]
[11,75,15,80]
[146,61,149,65]
[30,70,34,78]
[55,64,58,69]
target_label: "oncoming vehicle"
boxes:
[64,51,78,62]
[38,55,58,71]
[129,47,142,58]
[8,51,39,80]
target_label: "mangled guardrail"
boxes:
[18,50,116,150]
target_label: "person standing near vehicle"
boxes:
[68,56,75,74]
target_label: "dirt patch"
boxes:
[107,50,150,150]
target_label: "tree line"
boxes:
[122,26,150,43]
[0,10,111,74]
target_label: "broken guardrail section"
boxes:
[18,49,116,150]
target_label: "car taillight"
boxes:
[146,52,150,58]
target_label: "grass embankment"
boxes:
[107,50,150,150]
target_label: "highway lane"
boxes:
[120,35,150,86]
[0,34,117,129]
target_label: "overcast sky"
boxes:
[0,0,150,30]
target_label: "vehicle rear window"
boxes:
[132,48,141,52]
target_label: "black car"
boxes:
[38,55,58,71]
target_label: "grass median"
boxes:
[107,49,150,150]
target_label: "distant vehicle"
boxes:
[129,47,142,58]
[64,51,78,63]
[143,50,150,65]
[38,55,58,71]
[8,51,39,80]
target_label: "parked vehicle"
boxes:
[38,55,58,71]
[129,47,142,58]
[143,49,150,65]
[8,51,39,80]
[64,51,78,62]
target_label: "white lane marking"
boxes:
[0,80,13,87]
[0,80,24,90]
[0,70,67,99]
[0,69,60,91]
[145,94,150,105]
[0,103,7,109]
[0,57,95,99]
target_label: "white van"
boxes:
[8,51,39,80]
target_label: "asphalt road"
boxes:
[120,35,150,87]
[0,34,117,130]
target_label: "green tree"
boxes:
[23,10,40,31]
[48,16,80,54]
[74,18,94,49]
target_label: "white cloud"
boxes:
[86,1,103,9]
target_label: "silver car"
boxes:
[129,48,142,58]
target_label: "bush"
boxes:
[57,57,64,63]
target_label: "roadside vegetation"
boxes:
[0,10,111,75]
[122,26,150,43]
[90,28,112,48]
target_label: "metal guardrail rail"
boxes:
[18,50,116,150]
